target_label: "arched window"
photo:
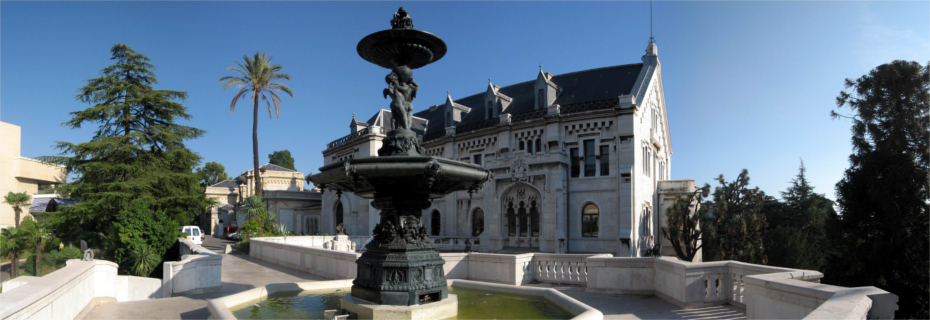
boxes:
[519,140,525,151]
[582,203,599,237]
[507,202,516,236]
[528,141,534,155]
[431,210,441,236]
[535,139,542,154]
[518,201,528,237]
[334,201,344,232]
[472,208,484,236]
[530,200,540,236]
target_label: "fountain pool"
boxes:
[229,286,574,320]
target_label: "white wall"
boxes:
[0,259,161,320]
[162,238,223,297]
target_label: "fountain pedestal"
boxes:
[309,7,488,320]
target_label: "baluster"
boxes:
[738,275,744,302]
[580,262,587,283]
[704,274,710,300]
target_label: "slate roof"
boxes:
[208,179,239,188]
[260,163,297,172]
[367,109,429,136]
[414,63,643,138]
[29,197,78,213]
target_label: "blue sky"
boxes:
[2,1,927,201]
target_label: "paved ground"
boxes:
[82,241,328,320]
[0,259,26,283]
[200,236,236,254]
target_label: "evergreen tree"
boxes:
[827,60,929,319]
[40,44,211,274]
[661,184,711,262]
[764,161,837,271]
[268,150,296,170]
[196,161,229,188]
[703,169,768,264]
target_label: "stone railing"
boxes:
[0,259,161,320]
[432,236,481,252]
[244,238,899,319]
[531,253,611,285]
[254,235,371,252]
[249,237,360,279]
[162,238,222,297]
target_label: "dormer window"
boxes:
[446,112,452,126]
[537,89,545,109]
[487,101,494,120]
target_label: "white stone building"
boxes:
[319,41,697,257]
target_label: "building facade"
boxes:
[202,163,322,237]
[319,42,697,257]
[0,121,68,229]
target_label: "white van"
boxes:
[180,226,204,245]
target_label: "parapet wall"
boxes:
[248,236,899,319]
[0,259,161,320]
[162,238,223,297]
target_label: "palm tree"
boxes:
[1,226,26,278]
[219,52,293,198]
[21,217,49,276]
[4,192,32,228]
[128,243,159,277]
[245,195,266,232]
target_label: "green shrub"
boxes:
[234,239,250,255]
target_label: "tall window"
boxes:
[600,145,610,176]
[537,89,545,109]
[472,208,484,236]
[507,202,516,236]
[582,203,599,237]
[570,148,580,178]
[527,141,534,155]
[431,210,441,236]
[518,201,528,237]
[487,101,494,119]
[519,141,525,151]
[535,139,542,154]
[334,201,344,231]
[530,200,540,236]
[584,140,596,177]
[473,154,482,166]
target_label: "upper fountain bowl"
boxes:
[357,7,447,69]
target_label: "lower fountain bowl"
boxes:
[341,294,458,320]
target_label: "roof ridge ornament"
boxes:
[391,7,414,30]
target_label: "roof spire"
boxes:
[649,0,654,43]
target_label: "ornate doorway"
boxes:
[501,184,541,247]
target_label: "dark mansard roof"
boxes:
[415,63,643,139]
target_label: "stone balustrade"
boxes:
[532,253,611,285]
[247,237,899,319]
[162,238,223,297]
[0,259,161,320]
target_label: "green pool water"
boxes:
[229,286,574,320]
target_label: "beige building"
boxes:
[202,163,321,237]
[0,121,67,229]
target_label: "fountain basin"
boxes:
[208,279,603,320]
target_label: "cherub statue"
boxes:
[383,66,418,130]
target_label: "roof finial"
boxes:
[539,64,543,71]
[649,0,655,43]
[488,77,492,84]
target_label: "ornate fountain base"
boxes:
[350,197,448,306]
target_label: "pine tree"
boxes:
[827,60,929,319]
[268,150,296,170]
[197,161,229,188]
[40,44,211,274]
[764,161,837,271]
[703,169,768,264]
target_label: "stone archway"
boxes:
[500,183,541,246]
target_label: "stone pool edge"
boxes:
[206,279,603,320]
